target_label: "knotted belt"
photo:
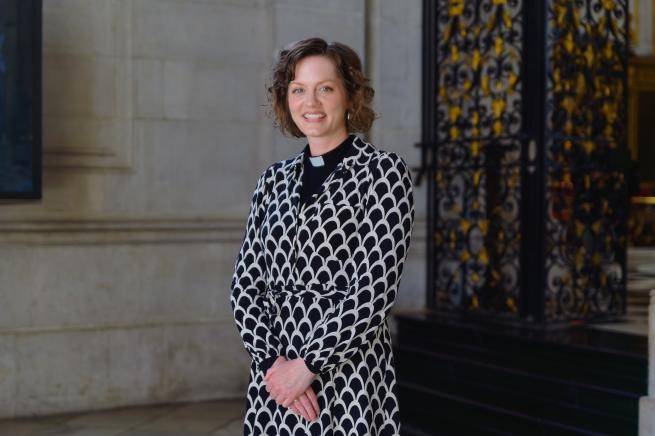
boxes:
[262,284,349,319]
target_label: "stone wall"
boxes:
[0,0,423,418]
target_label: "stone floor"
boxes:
[588,247,655,337]
[0,399,245,436]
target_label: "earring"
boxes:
[346,111,351,121]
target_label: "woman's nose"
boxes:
[304,90,319,106]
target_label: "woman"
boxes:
[230,37,415,435]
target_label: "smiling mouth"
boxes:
[303,113,326,120]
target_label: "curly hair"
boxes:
[266,37,377,138]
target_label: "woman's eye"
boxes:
[291,88,303,94]
[321,86,333,92]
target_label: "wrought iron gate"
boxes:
[418,0,629,323]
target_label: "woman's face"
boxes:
[287,55,349,143]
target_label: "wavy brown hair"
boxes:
[266,37,376,138]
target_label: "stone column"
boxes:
[640,290,655,435]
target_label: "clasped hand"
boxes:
[263,356,320,422]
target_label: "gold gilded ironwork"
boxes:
[449,0,464,16]
[545,0,628,319]
[434,0,524,317]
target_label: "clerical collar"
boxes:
[303,134,356,168]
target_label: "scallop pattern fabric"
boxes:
[230,136,415,435]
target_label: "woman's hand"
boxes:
[264,357,317,408]
[288,386,320,422]
[264,357,320,421]
[266,355,287,374]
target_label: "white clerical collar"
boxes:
[308,155,325,167]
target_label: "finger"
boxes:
[282,395,293,408]
[298,394,316,421]
[305,387,320,418]
[289,403,305,420]
[281,388,300,407]
[265,366,276,378]
[276,393,287,408]
[293,398,311,421]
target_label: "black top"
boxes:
[299,134,357,206]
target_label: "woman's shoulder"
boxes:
[346,136,412,177]
[254,156,294,185]
[361,143,410,177]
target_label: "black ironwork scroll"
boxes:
[428,0,524,319]
[543,0,628,320]
[420,0,629,323]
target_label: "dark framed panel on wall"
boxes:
[0,0,41,199]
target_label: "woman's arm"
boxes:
[298,152,415,375]
[230,165,281,376]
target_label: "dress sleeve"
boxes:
[298,152,415,375]
[230,166,281,375]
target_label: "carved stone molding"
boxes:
[0,216,244,245]
[0,317,229,336]
[0,216,428,246]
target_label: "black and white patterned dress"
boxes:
[230,135,415,435]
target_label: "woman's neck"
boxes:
[307,132,350,157]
